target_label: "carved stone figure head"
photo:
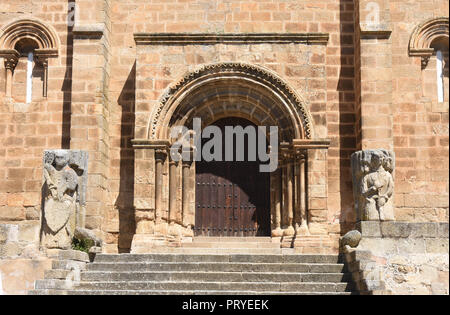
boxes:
[362,160,370,174]
[54,150,69,170]
[370,153,382,171]
[383,156,393,173]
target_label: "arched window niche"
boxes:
[409,17,449,105]
[0,19,59,103]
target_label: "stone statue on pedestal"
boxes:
[352,149,395,222]
[41,150,88,249]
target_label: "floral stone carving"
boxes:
[41,150,88,249]
[351,149,395,222]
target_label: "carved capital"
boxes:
[36,56,49,68]
[169,153,181,166]
[295,148,307,162]
[421,56,430,70]
[155,149,167,162]
[0,50,20,71]
[182,159,193,168]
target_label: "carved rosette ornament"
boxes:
[351,149,395,222]
[41,150,88,249]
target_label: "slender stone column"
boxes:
[284,160,295,236]
[168,155,179,236]
[35,54,50,98]
[42,59,48,98]
[182,159,194,237]
[271,169,283,237]
[281,160,287,229]
[294,162,301,230]
[297,153,310,235]
[154,149,167,230]
[3,52,19,98]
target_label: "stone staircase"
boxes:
[29,238,357,295]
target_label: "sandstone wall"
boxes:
[105,0,359,253]
[0,1,72,240]
[389,1,449,222]
[357,222,449,295]
[0,0,448,255]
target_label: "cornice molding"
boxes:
[360,30,392,39]
[134,33,329,45]
[73,24,105,39]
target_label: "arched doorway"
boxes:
[195,117,271,237]
[131,63,331,253]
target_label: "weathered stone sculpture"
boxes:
[351,149,395,222]
[340,230,362,249]
[41,150,88,249]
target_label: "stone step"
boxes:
[94,254,344,264]
[192,237,273,243]
[139,248,287,254]
[52,260,87,271]
[80,271,351,283]
[35,279,73,290]
[29,289,353,295]
[44,269,72,280]
[182,242,280,249]
[74,281,353,292]
[87,262,347,273]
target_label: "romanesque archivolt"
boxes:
[409,17,449,67]
[41,150,88,249]
[149,62,314,141]
[351,149,395,222]
[0,19,59,99]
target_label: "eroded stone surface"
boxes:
[340,230,362,248]
[352,150,396,222]
[41,150,88,249]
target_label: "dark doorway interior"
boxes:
[195,117,271,237]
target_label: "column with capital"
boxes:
[181,147,194,237]
[168,151,181,236]
[154,149,167,235]
[271,168,283,237]
[1,50,20,98]
[296,151,310,235]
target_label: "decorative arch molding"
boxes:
[0,18,60,98]
[149,62,315,141]
[409,17,449,59]
[0,18,59,53]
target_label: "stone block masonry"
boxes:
[0,0,448,295]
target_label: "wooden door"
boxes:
[195,117,271,237]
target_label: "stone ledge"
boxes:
[360,30,392,39]
[134,33,330,45]
[357,221,449,239]
[73,24,105,39]
[58,250,90,263]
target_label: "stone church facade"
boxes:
[0,0,448,295]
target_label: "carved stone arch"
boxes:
[148,62,314,141]
[409,17,449,58]
[0,18,60,53]
[0,18,60,98]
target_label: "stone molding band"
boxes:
[134,33,330,45]
[360,30,392,39]
[73,24,105,39]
